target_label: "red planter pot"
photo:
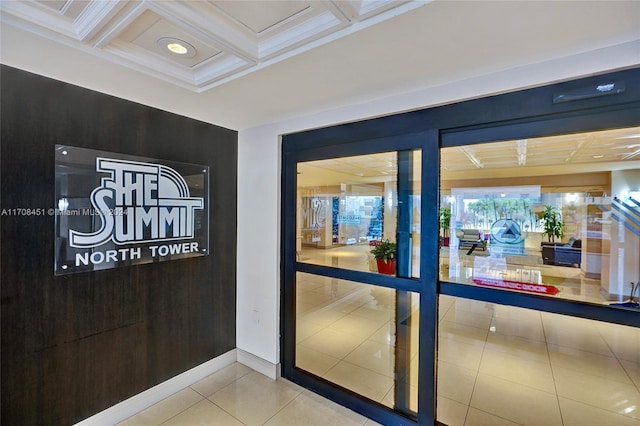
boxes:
[376,258,396,275]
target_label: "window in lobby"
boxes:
[295,273,420,416]
[297,150,421,278]
[439,127,640,309]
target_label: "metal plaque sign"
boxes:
[54,145,209,275]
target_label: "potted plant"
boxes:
[540,205,565,243]
[370,240,397,275]
[440,207,452,247]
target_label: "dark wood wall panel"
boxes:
[1,65,237,425]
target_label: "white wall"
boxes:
[236,41,640,366]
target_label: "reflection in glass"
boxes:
[54,145,209,275]
[295,272,419,416]
[297,151,421,278]
[439,127,640,309]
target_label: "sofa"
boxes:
[456,229,486,252]
[542,238,582,267]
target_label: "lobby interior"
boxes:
[2,1,640,426]
[286,125,640,425]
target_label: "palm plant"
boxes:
[540,205,565,243]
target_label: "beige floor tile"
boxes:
[344,339,395,378]
[380,384,418,413]
[208,371,303,426]
[363,420,384,426]
[548,343,633,384]
[117,388,203,426]
[601,331,640,364]
[368,321,396,346]
[594,321,640,340]
[443,308,493,329]
[484,331,549,362]
[436,396,468,426]
[542,312,599,336]
[464,408,522,426]
[544,326,614,356]
[452,299,496,317]
[553,366,640,419]
[298,307,347,327]
[479,348,555,393]
[620,359,640,388]
[312,283,364,299]
[323,297,370,316]
[328,313,390,340]
[263,390,368,426]
[297,292,333,308]
[558,396,640,426]
[490,316,545,341]
[323,361,393,403]
[439,319,489,347]
[349,302,394,321]
[437,360,477,405]
[295,344,341,376]
[298,328,365,359]
[296,318,325,342]
[297,298,327,314]
[438,338,484,371]
[470,373,562,426]
[439,295,456,311]
[190,363,252,398]
[493,304,540,321]
[162,399,245,426]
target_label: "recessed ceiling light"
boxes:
[593,155,604,159]
[156,37,196,58]
[167,43,188,55]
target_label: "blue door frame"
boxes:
[281,67,640,426]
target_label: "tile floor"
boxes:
[294,269,640,425]
[436,295,640,426]
[120,285,640,426]
[117,362,382,426]
[122,243,639,425]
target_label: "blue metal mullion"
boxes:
[440,281,640,328]
[281,151,298,378]
[397,150,412,277]
[395,149,413,413]
[295,261,422,293]
[418,130,441,425]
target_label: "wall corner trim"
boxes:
[74,349,238,425]
[237,348,281,380]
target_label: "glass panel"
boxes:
[295,272,419,416]
[54,145,209,275]
[297,150,421,278]
[439,127,640,310]
[436,295,640,424]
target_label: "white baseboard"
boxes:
[237,348,281,380]
[75,349,237,426]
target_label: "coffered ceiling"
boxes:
[1,0,419,91]
[1,1,639,130]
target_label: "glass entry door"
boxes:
[282,141,437,425]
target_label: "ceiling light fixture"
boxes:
[167,43,188,55]
[156,37,196,58]
[622,149,640,160]
[460,147,484,169]
[616,133,640,140]
[516,139,527,166]
[593,155,604,159]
